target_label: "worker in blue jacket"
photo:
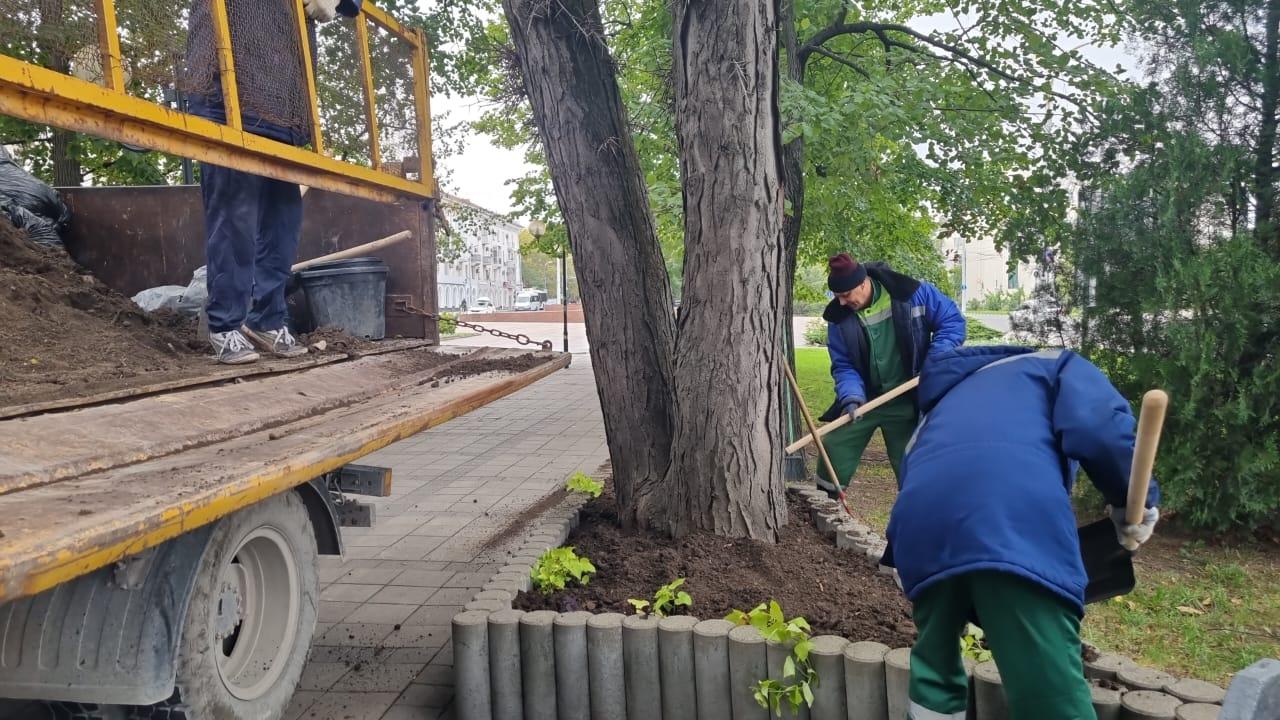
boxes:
[886,346,1161,720]
[818,254,965,495]
[183,0,363,363]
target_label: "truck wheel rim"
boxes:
[213,526,300,701]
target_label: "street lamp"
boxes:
[527,220,568,354]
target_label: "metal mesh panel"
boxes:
[0,1,102,79]
[368,25,421,168]
[181,0,311,137]
[314,16,370,163]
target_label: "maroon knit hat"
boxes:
[828,253,868,293]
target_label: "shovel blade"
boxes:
[1079,518,1136,605]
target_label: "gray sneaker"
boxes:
[210,329,260,365]
[242,325,309,358]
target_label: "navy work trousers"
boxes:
[201,163,303,334]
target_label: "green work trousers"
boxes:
[816,396,917,491]
[908,571,1096,720]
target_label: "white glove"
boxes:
[1111,506,1159,552]
[302,0,339,22]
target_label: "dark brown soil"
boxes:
[0,219,210,406]
[0,219,399,409]
[514,483,918,647]
[483,487,570,551]
[433,352,548,382]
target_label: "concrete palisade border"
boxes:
[453,485,1276,720]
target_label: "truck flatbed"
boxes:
[0,345,568,603]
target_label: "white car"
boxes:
[469,297,496,314]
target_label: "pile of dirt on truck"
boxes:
[0,218,212,407]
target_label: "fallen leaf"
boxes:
[1201,597,1213,607]
[1230,598,1243,606]
[1176,605,1205,616]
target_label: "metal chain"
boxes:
[394,299,554,351]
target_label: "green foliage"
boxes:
[727,602,817,716]
[565,472,604,498]
[960,623,993,663]
[803,318,828,347]
[967,289,1026,313]
[530,547,596,594]
[1059,0,1280,532]
[627,578,693,618]
[438,312,458,336]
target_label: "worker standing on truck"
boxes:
[885,346,1161,720]
[183,0,363,364]
[818,253,965,495]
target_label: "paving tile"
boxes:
[424,588,476,606]
[382,625,450,649]
[342,533,407,548]
[319,622,398,647]
[344,602,419,624]
[309,645,381,665]
[285,690,322,720]
[332,567,402,585]
[319,601,361,623]
[330,661,425,693]
[320,584,384,603]
[397,683,455,708]
[389,569,456,587]
[296,691,398,720]
[442,572,492,589]
[298,662,350,692]
[381,705,434,720]
[413,664,452,686]
[380,647,443,664]
[403,605,463,626]
[368,585,438,605]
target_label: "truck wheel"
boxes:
[171,490,319,719]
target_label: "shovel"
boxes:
[782,360,856,517]
[1079,389,1168,605]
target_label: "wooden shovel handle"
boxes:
[1126,389,1168,525]
[784,376,920,454]
[291,230,414,272]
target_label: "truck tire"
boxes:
[170,490,319,720]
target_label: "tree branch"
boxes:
[801,21,1076,103]
[810,46,871,80]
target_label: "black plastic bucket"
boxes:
[297,256,389,339]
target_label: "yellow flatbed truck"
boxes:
[0,345,568,718]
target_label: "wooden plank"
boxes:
[0,339,434,421]
[0,351,569,602]
[0,347,496,496]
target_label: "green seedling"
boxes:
[727,601,817,716]
[565,472,604,498]
[530,546,596,593]
[960,623,993,663]
[627,578,693,618]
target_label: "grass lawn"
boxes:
[792,347,1280,686]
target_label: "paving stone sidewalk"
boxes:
[287,357,607,720]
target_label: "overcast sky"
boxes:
[428,5,1141,219]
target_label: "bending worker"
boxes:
[818,253,965,494]
[886,346,1161,720]
[184,0,362,363]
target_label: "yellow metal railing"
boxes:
[0,0,435,204]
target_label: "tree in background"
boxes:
[1059,0,1280,531]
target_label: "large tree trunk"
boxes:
[779,0,807,442]
[500,0,678,527]
[663,0,789,539]
[1255,0,1280,253]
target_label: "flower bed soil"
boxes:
[514,484,918,647]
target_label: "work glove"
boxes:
[843,399,863,423]
[302,0,340,22]
[1110,506,1159,552]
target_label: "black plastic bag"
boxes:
[0,146,70,246]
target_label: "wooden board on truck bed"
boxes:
[0,346,569,602]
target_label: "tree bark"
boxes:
[1255,0,1280,253]
[779,0,806,442]
[664,0,789,539]
[500,0,677,527]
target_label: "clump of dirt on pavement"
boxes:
[515,482,918,647]
[0,218,210,406]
